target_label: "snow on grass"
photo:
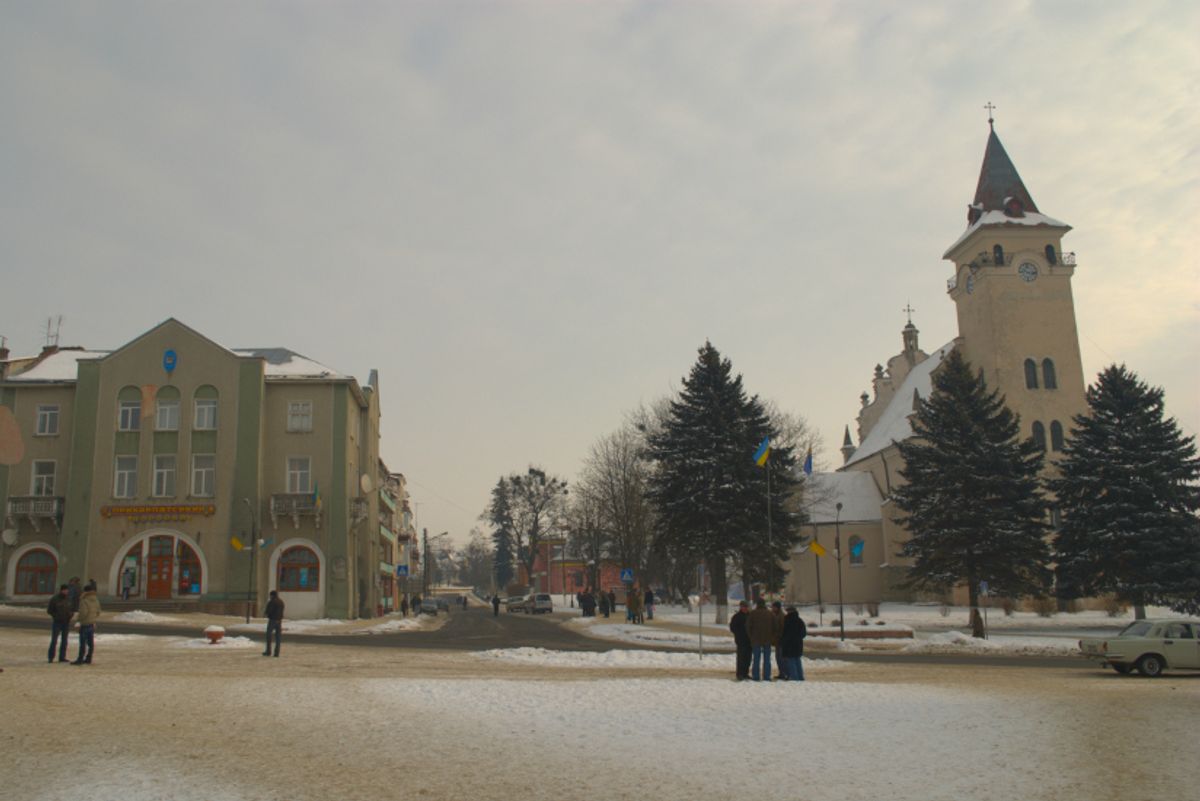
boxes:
[111,610,182,623]
[570,617,736,650]
[94,633,158,644]
[173,635,258,649]
[355,618,425,634]
[475,647,851,672]
[903,630,1082,656]
[229,618,346,634]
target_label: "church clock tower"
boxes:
[942,117,1087,462]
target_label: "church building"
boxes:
[786,120,1088,606]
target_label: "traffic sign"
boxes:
[978,580,989,596]
[620,568,634,583]
[396,564,409,577]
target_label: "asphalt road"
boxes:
[0,606,1090,669]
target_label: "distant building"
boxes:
[787,122,1087,606]
[0,318,390,619]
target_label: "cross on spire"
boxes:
[984,101,996,130]
[903,302,916,324]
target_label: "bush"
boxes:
[1030,596,1056,618]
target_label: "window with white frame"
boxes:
[287,457,311,494]
[156,399,180,431]
[153,455,177,497]
[31,460,56,496]
[287,401,313,433]
[114,456,138,498]
[118,400,141,431]
[36,405,60,436]
[192,454,215,497]
[194,399,217,430]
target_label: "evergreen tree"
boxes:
[1051,365,1200,616]
[645,342,802,622]
[892,349,1050,636]
[485,479,516,589]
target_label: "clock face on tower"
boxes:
[1018,262,1039,282]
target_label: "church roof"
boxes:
[974,128,1038,214]
[801,471,883,527]
[843,340,955,468]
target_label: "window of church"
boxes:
[1031,422,1046,451]
[1042,359,1057,389]
[1024,359,1039,389]
[1045,245,1057,265]
[1050,421,1065,452]
[993,245,1005,265]
[848,536,864,566]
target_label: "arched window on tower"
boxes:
[1031,422,1046,451]
[1024,359,1039,389]
[993,244,1005,265]
[1042,358,1058,389]
[1050,421,1065,452]
[848,536,864,566]
[1045,245,1057,265]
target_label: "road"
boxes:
[0,605,1089,668]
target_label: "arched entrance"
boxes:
[268,539,325,619]
[110,530,207,601]
[8,544,59,596]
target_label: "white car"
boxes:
[1079,619,1200,677]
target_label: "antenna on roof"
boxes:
[984,101,996,131]
[44,316,63,348]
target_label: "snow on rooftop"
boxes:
[843,341,954,468]
[233,348,348,379]
[943,209,1069,257]
[3,349,107,382]
[801,471,883,525]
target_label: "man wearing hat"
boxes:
[728,600,752,681]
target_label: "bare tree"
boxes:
[577,426,655,582]
[501,466,570,587]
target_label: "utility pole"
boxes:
[422,528,429,597]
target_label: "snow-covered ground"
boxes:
[476,646,850,672]
[3,626,1194,801]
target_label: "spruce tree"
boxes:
[645,341,801,622]
[1051,365,1200,616]
[485,479,516,589]
[892,349,1050,636]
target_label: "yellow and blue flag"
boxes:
[810,540,827,557]
[753,436,771,467]
[803,447,813,476]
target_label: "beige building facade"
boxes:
[786,123,1088,606]
[0,319,391,619]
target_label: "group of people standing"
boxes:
[573,588,618,618]
[729,598,807,682]
[46,578,101,665]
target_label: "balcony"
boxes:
[269,493,322,530]
[5,496,65,532]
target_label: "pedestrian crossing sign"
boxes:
[620,568,634,583]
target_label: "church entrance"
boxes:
[146,535,174,599]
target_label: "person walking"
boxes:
[491,594,501,617]
[746,598,774,681]
[47,584,73,663]
[71,581,101,665]
[770,601,787,679]
[729,600,752,681]
[598,592,610,618]
[607,590,617,619]
[263,590,284,657]
[779,606,807,681]
[400,596,409,617]
[120,568,135,601]
[644,588,655,621]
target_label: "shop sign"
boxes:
[101,504,217,523]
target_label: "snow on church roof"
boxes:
[802,471,883,527]
[842,341,955,468]
[942,209,1069,258]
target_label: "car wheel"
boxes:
[1136,654,1165,677]
[1111,664,1132,675]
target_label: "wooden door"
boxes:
[147,535,174,599]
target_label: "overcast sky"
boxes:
[3,2,1196,544]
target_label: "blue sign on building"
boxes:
[620,568,635,583]
[396,564,409,577]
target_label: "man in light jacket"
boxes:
[71,581,101,665]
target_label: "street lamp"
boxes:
[241,497,258,625]
[834,501,845,642]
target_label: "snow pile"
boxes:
[94,633,156,644]
[174,635,258,649]
[583,622,735,650]
[475,647,850,672]
[0,604,37,616]
[903,631,1081,656]
[355,618,425,634]
[112,610,182,623]
[230,618,346,634]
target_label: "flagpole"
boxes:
[814,528,823,628]
[766,457,773,600]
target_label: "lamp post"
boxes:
[834,501,845,642]
[241,497,258,624]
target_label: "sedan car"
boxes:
[418,598,439,616]
[504,596,525,613]
[1079,619,1200,677]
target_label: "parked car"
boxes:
[505,596,525,613]
[434,596,450,611]
[1079,619,1200,676]
[529,593,553,615]
[418,598,439,616]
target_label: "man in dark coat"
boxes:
[729,600,752,681]
[263,590,285,657]
[779,606,807,681]
[47,584,74,663]
[746,598,775,681]
[491,594,501,616]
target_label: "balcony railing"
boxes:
[269,493,322,530]
[5,496,65,532]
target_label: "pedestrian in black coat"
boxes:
[779,607,807,681]
[729,600,752,681]
[47,585,74,663]
[263,590,285,657]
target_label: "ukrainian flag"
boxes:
[810,541,827,557]
[753,436,771,467]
